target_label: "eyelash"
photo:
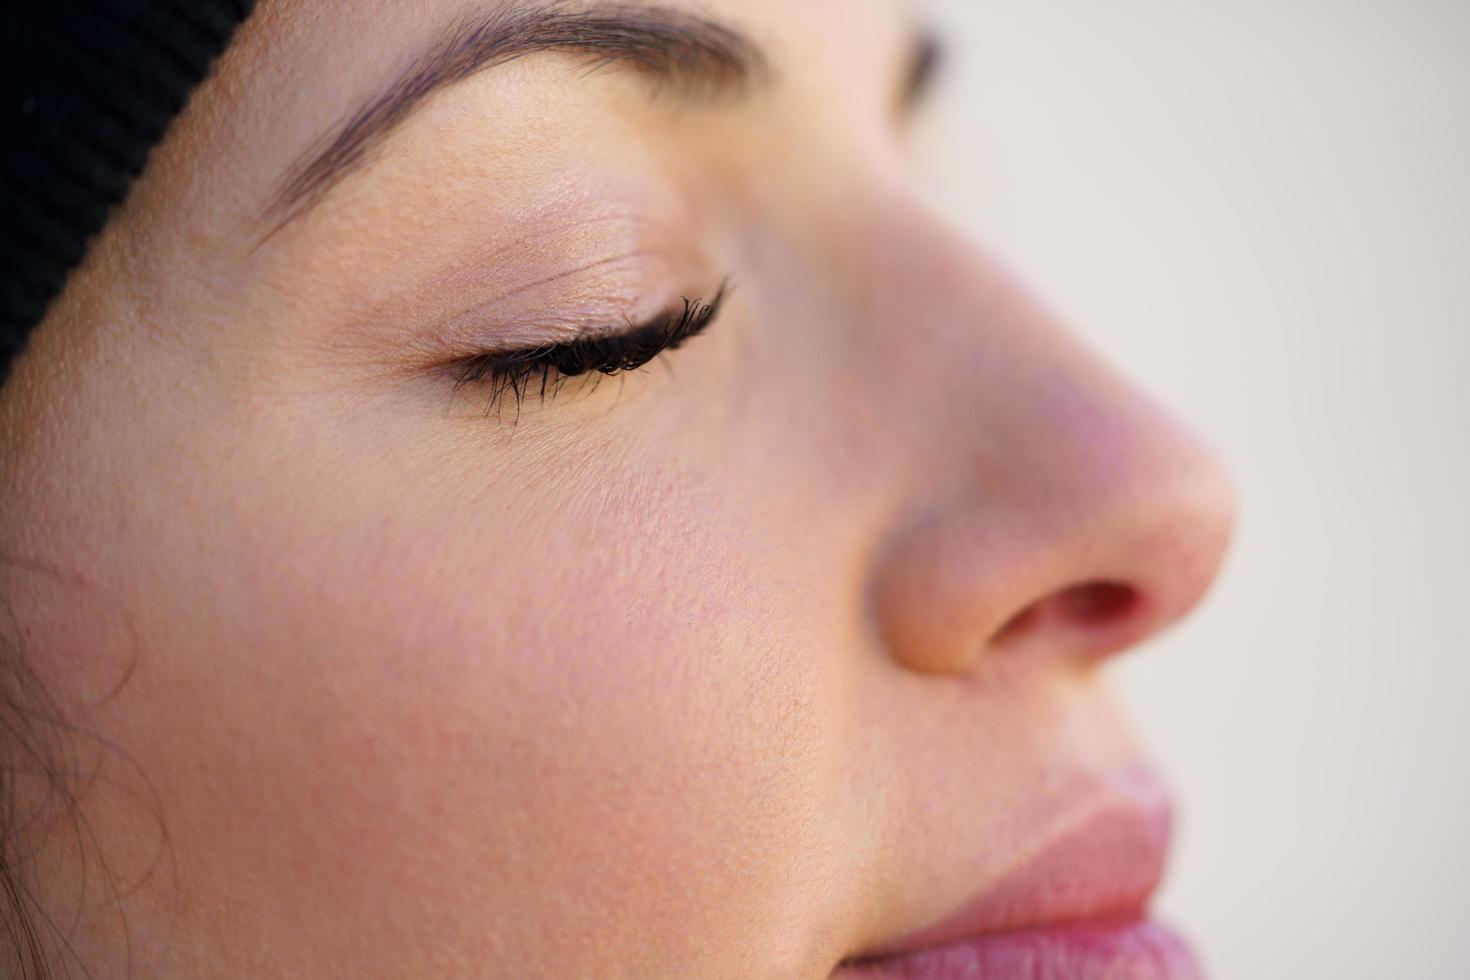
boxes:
[451,281,728,412]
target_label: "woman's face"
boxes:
[0,0,1235,977]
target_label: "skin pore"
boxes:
[0,1,1236,977]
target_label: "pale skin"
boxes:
[0,1,1236,977]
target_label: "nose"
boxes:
[864,217,1237,676]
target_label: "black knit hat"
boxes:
[0,0,257,388]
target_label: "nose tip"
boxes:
[1006,467,1236,661]
[872,433,1238,677]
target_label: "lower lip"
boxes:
[837,918,1204,980]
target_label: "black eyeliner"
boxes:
[452,280,729,412]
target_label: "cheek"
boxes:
[129,419,855,974]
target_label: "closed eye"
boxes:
[450,281,729,415]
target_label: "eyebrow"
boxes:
[266,2,768,230]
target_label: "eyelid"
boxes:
[448,281,729,413]
[344,203,698,365]
[414,252,679,357]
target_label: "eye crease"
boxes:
[451,280,729,413]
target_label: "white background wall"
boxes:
[921,2,1470,977]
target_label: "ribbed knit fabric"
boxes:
[0,0,256,388]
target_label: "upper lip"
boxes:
[856,780,1173,961]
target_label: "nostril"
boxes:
[992,581,1142,647]
[1055,581,1140,628]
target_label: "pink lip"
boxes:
[837,791,1204,979]
[837,919,1202,980]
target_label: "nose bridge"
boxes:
[854,200,1238,676]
